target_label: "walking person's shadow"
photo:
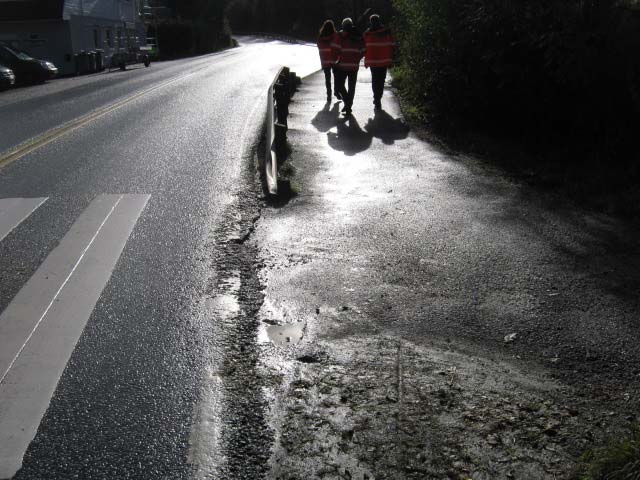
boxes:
[312,103,341,133]
[327,115,373,156]
[364,110,410,145]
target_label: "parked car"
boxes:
[0,43,58,84]
[0,64,15,90]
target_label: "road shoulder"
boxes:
[254,71,640,479]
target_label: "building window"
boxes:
[106,29,112,47]
[93,29,100,48]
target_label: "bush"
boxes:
[578,424,640,479]
[393,0,640,159]
[148,0,232,58]
[227,0,395,40]
[153,19,232,58]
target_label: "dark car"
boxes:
[0,44,58,84]
[0,64,15,90]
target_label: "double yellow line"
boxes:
[0,68,202,170]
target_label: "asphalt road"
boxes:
[0,37,318,479]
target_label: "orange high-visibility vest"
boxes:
[317,33,338,68]
[334,31,365,73]
[363,27,396,68]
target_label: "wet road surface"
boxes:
[3,38,639,480]
[0,37,318,479]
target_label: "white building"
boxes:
[0,0,147,75]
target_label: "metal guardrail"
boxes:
[265,66,298,195]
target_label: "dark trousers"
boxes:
[371,66,388,102]
[335,68,358,109]
[322,67,335,96]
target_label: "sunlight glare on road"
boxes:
[235,36,320,79]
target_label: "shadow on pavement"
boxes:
[326,115,372,156]
[364,109,410,145]
[311,102,341,133]
[442,158,640,307]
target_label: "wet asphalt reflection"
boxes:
[0,37,319,479]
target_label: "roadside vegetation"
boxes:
[577,423,640,479]
[149,0,233,58]
[391,0,640,216]
[227,0,394,40]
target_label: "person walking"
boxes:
[317,20,339,102]
[332,18,365,116]
[363,14,396,111]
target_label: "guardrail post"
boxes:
[274,123,288,156]
[274,82,289,126]
[288,71,298,96]
[264,65,297,197]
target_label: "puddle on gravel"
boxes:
[263,323,304,345]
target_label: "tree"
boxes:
[226,0,394,39]
[154,0,231,56]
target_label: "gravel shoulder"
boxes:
[252,72,640,479]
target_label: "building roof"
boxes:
[0,1,65,22]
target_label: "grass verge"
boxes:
[576,424,640,480]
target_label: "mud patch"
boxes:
[269,335,632,480]
[296,353,324,364]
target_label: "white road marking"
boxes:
[0,194,150,479]
[0,198,48,242]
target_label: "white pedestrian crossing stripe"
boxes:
[0,194,150,479]
[0,197,48,242]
